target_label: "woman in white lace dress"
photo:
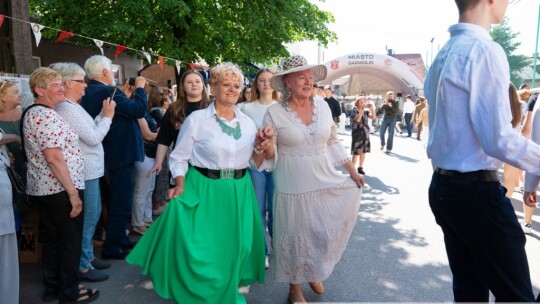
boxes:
[264,55,364,303]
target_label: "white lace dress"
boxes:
[264,99,362,283]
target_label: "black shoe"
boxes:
[90,258,111,270]
[79,269,109,282]
[42,289,59,302]
[357,167,365,175]
[101,250,129,260]
[121,240,138,250]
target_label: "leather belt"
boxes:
[194,166,246,180]
[435,168,499,182]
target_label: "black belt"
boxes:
[194,166,246,180]
[435,168,499,182]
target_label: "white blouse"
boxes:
[240,100,278,129]
[55,100,111,181]
[169,103,257,178]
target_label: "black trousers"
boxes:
[429,172,534,302]
[31,190,83,302]
[102,163,135,255]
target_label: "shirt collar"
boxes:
[449,23,492,41]
[204,102,247,122]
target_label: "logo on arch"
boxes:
[384,59,392,67]
[330,60,340,70]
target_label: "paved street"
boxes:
[20,129,540,303]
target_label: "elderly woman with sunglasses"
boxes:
[128,62,271,303]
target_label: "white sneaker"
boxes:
[265,256,270,269]
[238,285,250,294]
[520,219,532,234]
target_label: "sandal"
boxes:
[60,288,99,304]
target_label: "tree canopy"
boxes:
[29,0,336,67]
[491,18,530,87]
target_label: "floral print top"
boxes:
[23,105,84,196]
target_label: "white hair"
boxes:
[49,62,86,82]
[84,55,112,80]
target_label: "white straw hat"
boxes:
[270,55,327,92]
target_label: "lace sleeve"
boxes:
[327,122,350,167]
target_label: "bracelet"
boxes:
[254,147,264,155]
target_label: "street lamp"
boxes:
[532,4,540,88]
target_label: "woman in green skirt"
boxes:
[126,62,274,304]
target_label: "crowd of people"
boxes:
[0,52,366,304]
[2,0,540,302]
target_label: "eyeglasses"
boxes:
[70,79,86,84]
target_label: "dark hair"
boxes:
[454,0,481,15]
[170,69,210,127]
[250,68,278,101]
[147,84,161,111]
[238,84,252,103]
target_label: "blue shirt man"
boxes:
[424,0,540,301]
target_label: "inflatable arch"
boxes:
[319,53,425,99]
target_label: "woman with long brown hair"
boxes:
[147,69,210,214]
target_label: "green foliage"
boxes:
[29,0,336,67]
[491,18,531,86]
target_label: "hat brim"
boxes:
[270,64,327,92]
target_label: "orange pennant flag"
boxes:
[0,15,5,28]
[158,56,164,71]
[55,31,74,43]
[115,45,128,59]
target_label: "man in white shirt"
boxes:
[424,0,540,302]
[402,95,415,137]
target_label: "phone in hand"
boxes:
[167,79,173,89]
[128,77,135,86]
[109,88,117,101]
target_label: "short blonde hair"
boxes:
[209,62,244,88]
[0,81,17,112]
[29,67,62,98]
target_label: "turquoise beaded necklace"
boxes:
[215,116,241,140]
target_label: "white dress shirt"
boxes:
[403,99,415,114]
[169,102,258,178]
[425,23,540,174]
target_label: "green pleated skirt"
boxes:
[126,167,266,304]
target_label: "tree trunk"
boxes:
[11,0,33,74]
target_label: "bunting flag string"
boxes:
[114,45,128,59]
[30,23,45,47]
[0,14,207,71]
[93,39,104,55]
[158,56,164,71]
[55,31,74,43]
